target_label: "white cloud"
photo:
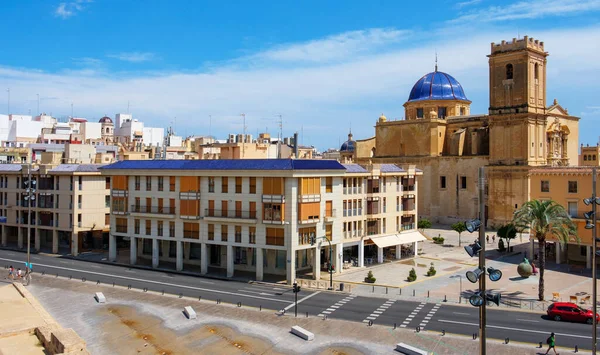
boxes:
[249,28,411,64]
[2,25,600,148]
[107,52,156,63]
[456,0,482,9]
[451,0,600,23]
[54,0,92,19]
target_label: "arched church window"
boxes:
[534,63,539,80]
[594,155,597,161]
[584,155,588,161]
[506,64,513,80]
[416,108,424,119]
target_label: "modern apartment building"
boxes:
[0,164,110,255]
[101,159,423,284]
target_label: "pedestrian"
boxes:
[16,268,22,279]
[486,235,490,244]
[545,332,558,355]
[8,265,13,279]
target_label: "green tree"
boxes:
[512,200,577,301]
[418,218,432,235]
[450,222,467,246]
[497,223,517,252]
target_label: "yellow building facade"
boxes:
[345,36,580,225]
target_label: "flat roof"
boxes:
[101,159,346,171]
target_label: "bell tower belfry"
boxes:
[487,36,549,166]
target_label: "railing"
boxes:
[325,209,336,218]
[131,205,175,215]
[205,209,257,219]
[402,185,415,192]
[401,223,415,230]
[343,187,348,195]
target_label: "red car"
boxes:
[547,302,600,324]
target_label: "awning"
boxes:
[397,230,427,244]
[370,234,401,248]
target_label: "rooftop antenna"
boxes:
[36,94,39,115]
[241,113,246,158]
[301,125,304,146]
[6,88,10,115]
[435,51,438,72]
[277,114,283,158]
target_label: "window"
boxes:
[298,202,319,221]
[170,198,175,214]
[263,177,284,195]
[78,176,82,190]
[208,177,215,193]
[221,177,228,193]
[263,203,283,222]
[541,180,550,193]
[235,177,242,194]
[105,213,110,225]
[266,228,284,246]
[594,155,597,161]
[105,177,110,190]
[567,201,578,218]
[325,200,333,217]
[534,63,539,80]
[298,227,316,245]
[180,200,200,217]
[116,218,128,233]
[169,221,175,237]
[460,176,467,189]
[180,177,200,192]
[416,108,424,118]
[249,201,257,219]
[105,195,110,208]
[235,225,242,243]
[113,176,127,190]
[134,176,141,190]
[235,201,242,218]
[325,177,332,193]
[169,176,176,191]
[145,220,151,235]
[189,243,201,260]
[169,241,177,258]
[299,177,320,195]
[134,219,140,234]
[584,155,588,161]
[221,225,228,242]
[568,181,578,193]
[221,200,228,217]
[112,197,127,213]
[157,177,164,191]
[438,107,447,119]
[146,177,152,191]
[325,224,332,241]
[157,221,163,236]
[234,247,247,265]
[460,107,466,116]
[208,224,215,240]
[440,176,447,189]
[183,222,199,239]
[249,177,256,194]
[249,226,256,244]
[506,63,513,80]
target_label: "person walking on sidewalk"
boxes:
[545,332,558,355]
[7,265,14,280]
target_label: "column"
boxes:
[226,244,234,278]
[1,225,6,247]
[152,239,159,268]
[200,243,208,274]
[313,246,321,280]
[130,236,137,265]
[176,241,183,271]
[587,246,592,269]
[377,246,384,264]
[286,247,296,285]
[255,247,263,281]
[555,242,561,264]
[71,232,78,256]
[358,239,364,267]
[52,230,59,254]
[34,229,40,252]
[396,244,402,260]
[414,241,418,257]
[17,227,23,249]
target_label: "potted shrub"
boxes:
[407,268,417,282]
[364,270,376,283]
[426,262,437,276]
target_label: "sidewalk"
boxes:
[27,274,580,355]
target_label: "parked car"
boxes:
[547,302,600,324]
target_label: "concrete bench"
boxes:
[290,326,314,341]
[94,292,106,303]
[183,306,197,319]
[395,342,428,355]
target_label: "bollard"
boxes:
[413,290,415,297]
[162,290,165,295]
[442,330,445,336]
[416,326,420,333]
[306,312,308,318]
[56,273,58,278]
[69,275,72,280]
[143,287,148,292]
[198,296,201,301]
[505,338,509,344]
[112,282,115,287]
[237,302,242,307]
[259,305,262,311]
[217,299,221,304]
[399,288,402,295]
[473,333,477,340]
[394,323,397,329]
[42,271,45,276]
[96,280,100,285]
[128,285,131,289]
[82,277,86,282]
[372,285,374,293]
[538,342,542,348]
[427,291,430,298]
[386,287,388,294]
[368,320,373,326]
[179,293,183,298]
[575,345,579,353]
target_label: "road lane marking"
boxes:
[360,299,396,324]
[283,291,322,311]
[0,257,289,304]
[419,303,442,329]
[317,294,356,318]
[438,319,591,339]
[238,290,272,296]
[400,302,426,328]
[452,312,470,315]
[517,319,539,323]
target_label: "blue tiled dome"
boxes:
[340,133,355,152]
[407,71,470,102]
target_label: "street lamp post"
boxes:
[23,164,36,283]
[311,235,334,290]
[583,167,598,353]
[477,166,486,355]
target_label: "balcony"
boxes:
[324,209,336,223]
[180,191,201,200]
[262,194,285,203]
[402,185,416,194]
[130,205,176,218]
[298,194,320,203]
[298,216,320,225]
[204,209,257,224]
[401,223,415,231]
[112,189,128,197]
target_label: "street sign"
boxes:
[0,216,6,223]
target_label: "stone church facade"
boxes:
[341,36,580,226]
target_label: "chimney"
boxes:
[293,132,299,159]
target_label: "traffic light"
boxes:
[293,282,301,293]
[464,241,482,257]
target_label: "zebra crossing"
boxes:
[318,294,357,318]
[362,299,396,324]
[400,302,426,328]
[419,303,442,330]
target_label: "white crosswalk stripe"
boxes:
[419,303,442,330]
[318,294,357,318]
[400,302,427,328]
[361,299,396,324]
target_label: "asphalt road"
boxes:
[0,249,595,350]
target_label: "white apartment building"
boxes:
[0,164,110,255]
[101,159,423,284]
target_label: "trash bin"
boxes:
[340,283,345,291]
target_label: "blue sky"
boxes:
[1,0,600,149]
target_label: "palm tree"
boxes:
[512,200,577,301]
